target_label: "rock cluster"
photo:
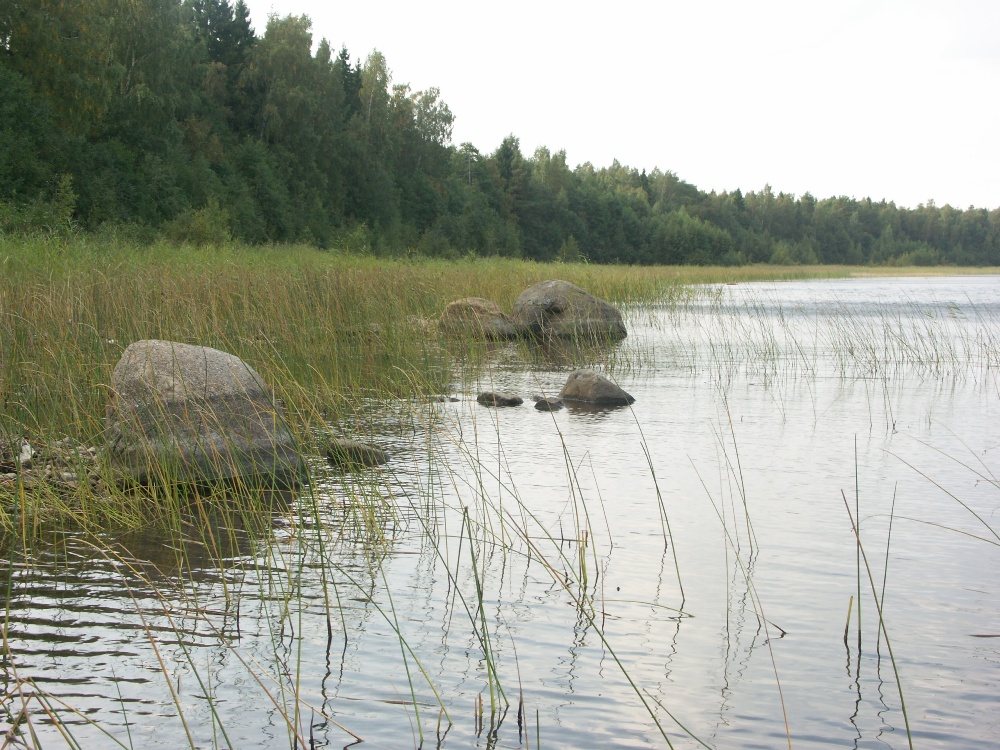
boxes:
[474,369,634,411]
[439,280,627,341]
[11,293,635,507]
[0,437,103,496]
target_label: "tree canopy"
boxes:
[2,1,998,265]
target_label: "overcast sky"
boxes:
[243,0,999,210]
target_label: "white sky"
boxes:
[244,0,1000,210]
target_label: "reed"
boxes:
[841,489,914,749]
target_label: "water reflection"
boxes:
[562,401,633,417]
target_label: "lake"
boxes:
[3,275,998,749]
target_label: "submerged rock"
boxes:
[105,340,303,485]
[559,369,635,406]
[532,396,565,412]
[510,280,627,340]
[477,391,523,407]
[326,438,389,468]
[439,297,519,339]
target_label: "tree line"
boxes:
[2,0,999,265]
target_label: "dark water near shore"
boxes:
[3,276,999,749]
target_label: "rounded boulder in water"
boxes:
[510,280,627,340]
[558,369,634,406]
[477,391,524,407]
[532,396,565,411]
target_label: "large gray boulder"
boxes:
[439,297,519,339]
[510,280,627,340]
[559,369,635,406]
[105,340,303,485]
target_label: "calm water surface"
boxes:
[3,275,999,748]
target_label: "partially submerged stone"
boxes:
[559,369,635,406]
[105,340,303,485]
[477,391,523,407]
[532,396,565,412]
[327,438,388,468]
[510,280,627,340]
[439,297,519,339]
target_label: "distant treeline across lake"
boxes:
[2,0,999,265]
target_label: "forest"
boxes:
[2,0,999,266]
